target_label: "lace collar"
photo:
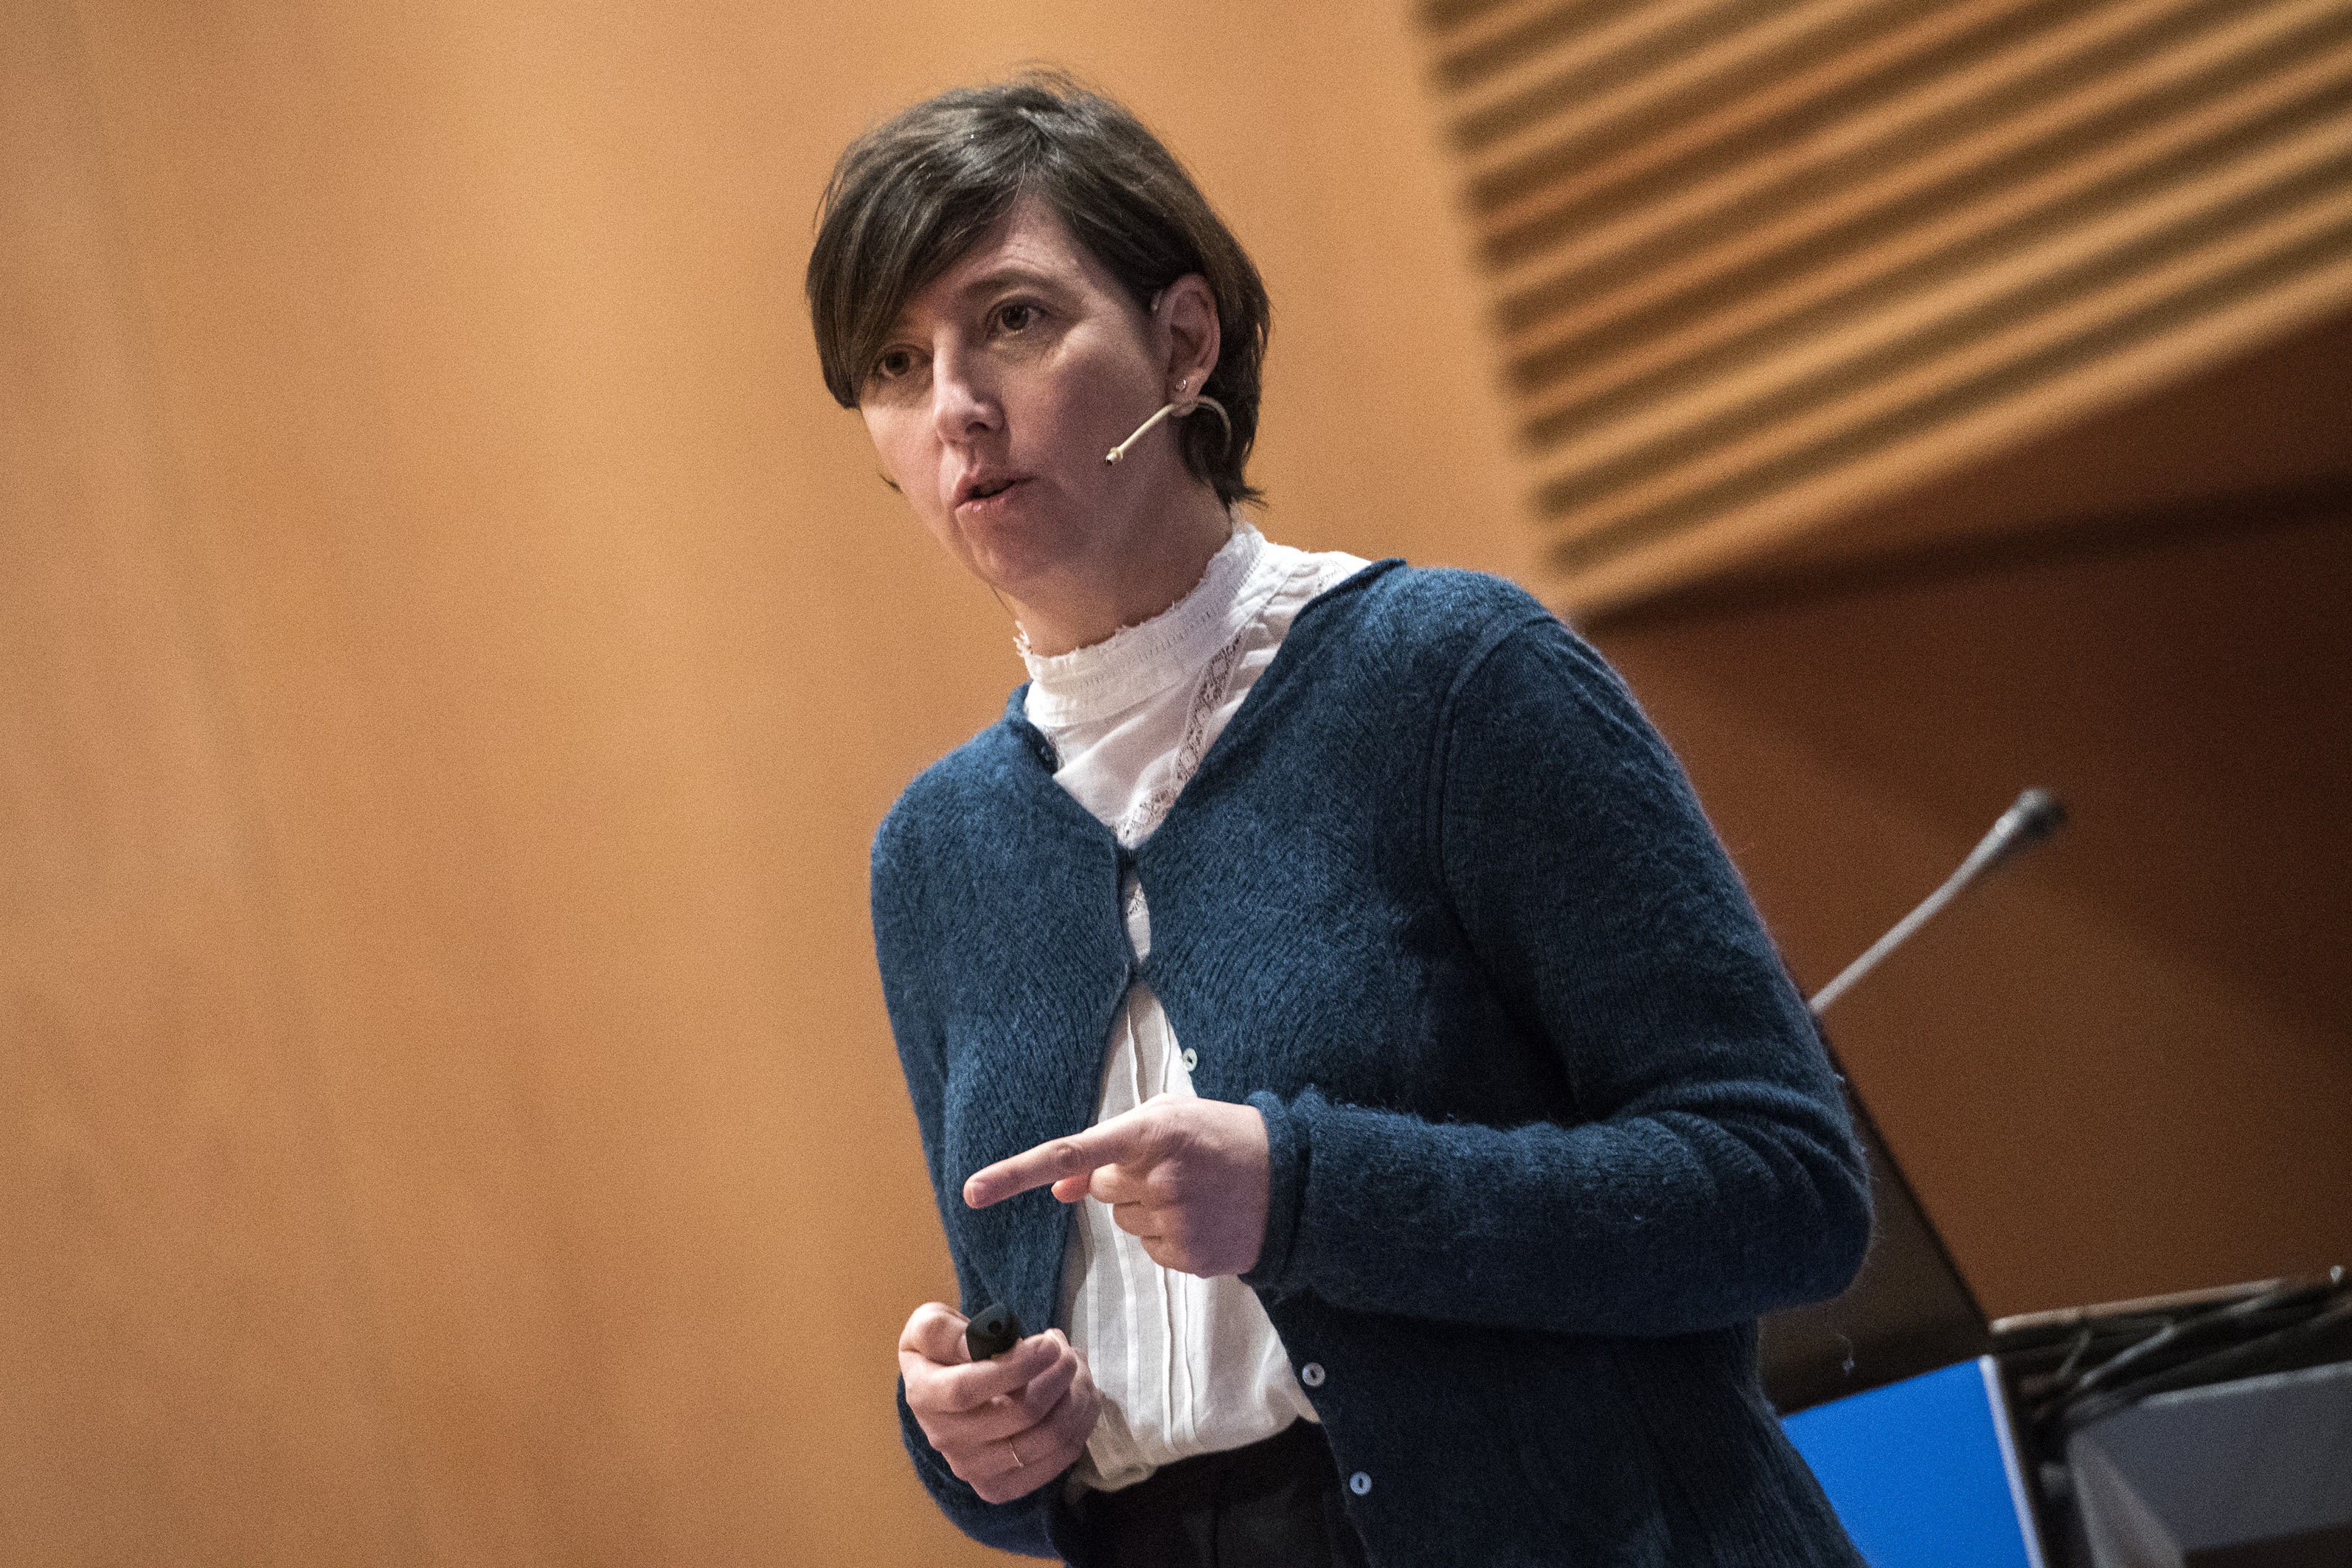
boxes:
[1020,523,1269,728]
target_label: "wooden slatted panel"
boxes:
[1421,0,2352,614]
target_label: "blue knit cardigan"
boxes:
[871,562,1871,1566]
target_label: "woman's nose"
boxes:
[930,348,1000,444]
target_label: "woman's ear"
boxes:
[1156,273,1222,398]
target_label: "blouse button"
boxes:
[1181,1047,1198,1072]
[1300,1361,1325,1388]
[1349,1471,1372,1496]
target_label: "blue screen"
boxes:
[1781,1359,2036,1568]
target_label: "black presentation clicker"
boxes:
[965,1302,1023,1361]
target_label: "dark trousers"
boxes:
[1084,1418,1373,1568]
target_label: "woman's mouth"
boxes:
[957,476,1023,511]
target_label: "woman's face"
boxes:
[858,198,1215,610]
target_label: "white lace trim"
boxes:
[1019,521,1265,727]
[1112,628,1249,845]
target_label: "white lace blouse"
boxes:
[1019,521,1370,1493]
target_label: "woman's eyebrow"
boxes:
[953,266,1072,303]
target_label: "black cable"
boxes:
[2056,1294,2352,1435]
[2026,1280,2334,1429]
[2050,1325,2095,1387]
[2068,1281,2318,1398]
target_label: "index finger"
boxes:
[965,1118,1150,1209]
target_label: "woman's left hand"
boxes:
[963,1094,1269,1277]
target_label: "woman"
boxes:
[808,72,1871,1567]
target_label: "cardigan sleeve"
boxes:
[1241,612,1870,1337]
[872,807,1071,1560]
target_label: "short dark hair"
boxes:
[807,70,1270,506]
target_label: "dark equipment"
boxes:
[1756,788,2352,1567]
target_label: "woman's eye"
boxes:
[994,302,1036,333]
[873,347,916,381]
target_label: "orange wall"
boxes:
[1,2,1523,1564]
[1593,509,2352,1319]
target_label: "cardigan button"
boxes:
[1348,1471,1372,1496]
[1300,1361,1325,1387]
[1181,1047,1198,1072]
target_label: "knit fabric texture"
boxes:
[872,561,1872,1567]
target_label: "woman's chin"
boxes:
[956,511,1085,590]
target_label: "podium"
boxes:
[1760,1067,2352,1567]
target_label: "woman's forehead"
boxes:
[889,199,1123,332]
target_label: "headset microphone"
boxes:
[1105,381,1233,465]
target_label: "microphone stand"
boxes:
[1761,787,2069,1415]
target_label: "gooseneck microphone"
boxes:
[1808,788,2067,1016]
